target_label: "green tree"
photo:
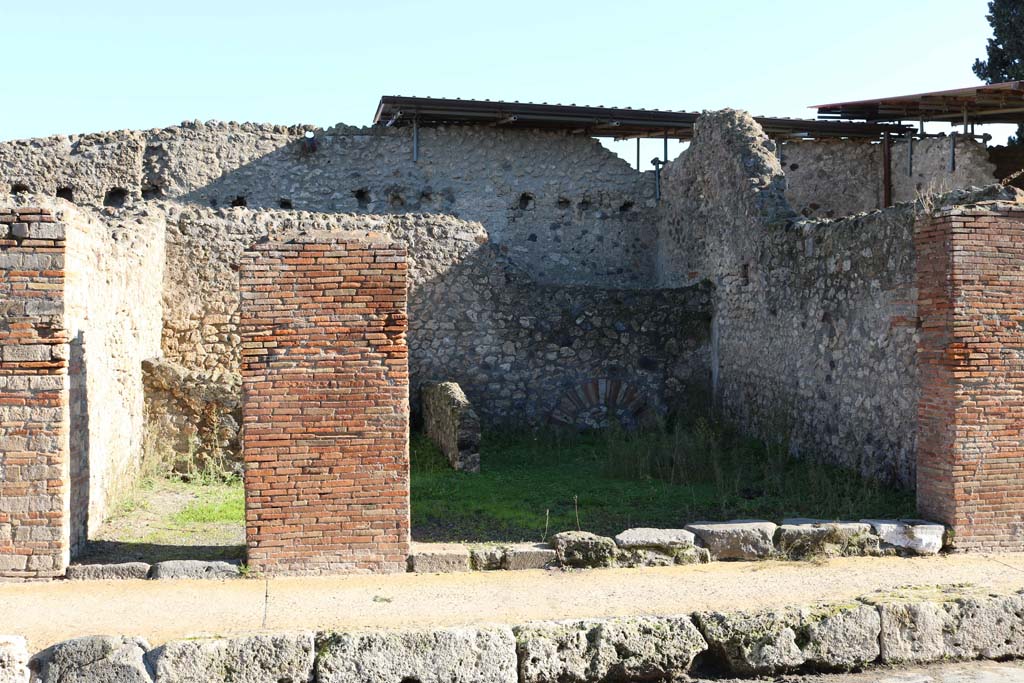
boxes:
[974,0,1024,143]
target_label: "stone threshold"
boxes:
[3,584,1023,683]
[61,518,947,581]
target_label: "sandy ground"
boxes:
[2,552,1024,652]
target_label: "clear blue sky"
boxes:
[0,0,1008,166]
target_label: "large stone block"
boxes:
[0,637,28,683]
[551,532,617,568]
[502,543,556,571]
[861,519,945,555]
[775,520,880,559]
[865,586,1024,664]
[407,543,470,573]
[149,633,315,683]
[421,382,481,473]
[695,603,879,675]
[31,636,151,683]
[514,616,707,683]
[315,626,516,683]
[685,521,777,560]
[66,563,151,581]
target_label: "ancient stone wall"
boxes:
[239,232,410,574]
[0,206,70,577]
[421,382,481,472]
[159,206,710,440]
[0,123,657,287]
[916,202,1024,550]
[658,111,925,485]
[782,137,996,219]
[62,204,164,545]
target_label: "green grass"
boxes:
[410,422,916,543]
[172,482,245,524]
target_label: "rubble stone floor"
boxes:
[2,552,1023,653]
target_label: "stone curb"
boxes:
[13,585,1024,682]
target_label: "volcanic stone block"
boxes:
[422,381,481,473]
[695,603,880,675]
[502,543,556,570]
[150,633,315,683]
[407,543,471,573]
[514,616,707,683]
[32,636,151,683]
[65,562,151,581]
[551,532,617,568]
[148,560,241,580]
[685,521,777,560]
[860,519,945,555]
[315,626,516,683]
[0,637,28,683]
[775,520,880,559]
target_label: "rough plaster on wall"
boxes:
[59,200,165,549]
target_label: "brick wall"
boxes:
[0,207,70,577]
[239,231,410,574]
[916,202,1024,550]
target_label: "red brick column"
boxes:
[0,207,71,578]
[239,232,410,574]
[916,203,1024,550]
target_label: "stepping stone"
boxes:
[551,531,617,568]
[66,562,151,581]
[502,543,556,570]
[148,560,241,580]
[685,520,777,560]
[860,519,946,555]
[407,543,471,573]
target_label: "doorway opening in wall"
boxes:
[408,413,917,544]
[70,414,246,568]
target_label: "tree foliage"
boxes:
[974,0,1024,143]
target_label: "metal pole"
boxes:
[948,132,957,173]
[663,133,668,164]
[882,132,892,208]
[636,138,641,170]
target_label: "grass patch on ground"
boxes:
[410,421,916,543]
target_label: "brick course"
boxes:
[916,203,1024,550]
[0,207,70,577]
[239,231,410,574]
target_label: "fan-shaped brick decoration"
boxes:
[550,378,651,430]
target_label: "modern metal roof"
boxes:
[816,81,1024,124]
[374,95,910,140]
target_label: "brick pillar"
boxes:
[916,203,1024,550]
[239,232,410,574]
[0,207,71,577]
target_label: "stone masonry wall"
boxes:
[239,231,410,574]
[0,123,657,288]
[62,204,165,544]
[782,137,995,219]
[0,206,70,578]
[916,201,1024,550]
[421,382,481,473]
[158,206,710,448]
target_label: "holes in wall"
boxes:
[518,192,535,211]
[353,188,371,209]
[419,190,433,203]
[389,192,405,209]
[619,200,635,212]
[789,163,799,171]
[557,197,571,210]
[578,199,592,211]
[278,198,293,210]
[55,187,74,202]
[209,197,218,208]
[10,183,30,194]
[230,196,248,208]
[740,263,750,286]
[141,185,163,200]
[527,233,538,242]
[103,187,128,208]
